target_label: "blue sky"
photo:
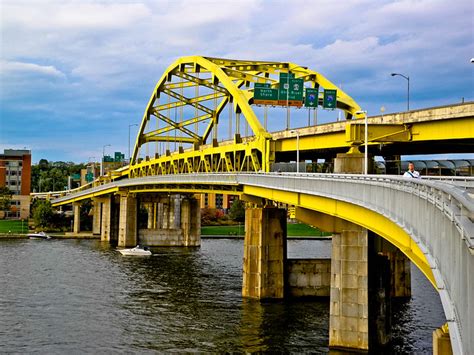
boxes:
[1,0,473,163]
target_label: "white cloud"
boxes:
[1,0,472,161]
[0,60,65,78]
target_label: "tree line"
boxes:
[32,159,86,192]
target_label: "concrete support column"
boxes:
[433,325,453,355]
[179,197,201,246]
[242,207,287,299]
[157,202,163,229]
[162,200,169,229]
[329,226,369,351]
[386,249,411,298]
[334,150,367,174]
[169,196,175,228]
[100,196,112,242]
[72,202,81,234]
[146,203,154,229]
[92,199,101,235]
[118,193,137,247]
[374,236,411,298]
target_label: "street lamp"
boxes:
[391,73,410,111]
[101,144,111,176]
[128,123,139,163]
[356,111,368,175]
[290,130,300,173]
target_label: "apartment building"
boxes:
[0,149,31,219]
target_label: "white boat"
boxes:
[118,245,152,256]
[28,231,51,240]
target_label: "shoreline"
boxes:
[1,233,331,241]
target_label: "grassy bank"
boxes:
[0,220,28,234]
[201,223,330,237]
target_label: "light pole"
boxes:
[128,123,138,163]
[356,111,368,175]
[391,73,410,111]
[101,144,111,176]
[290,130,300,173]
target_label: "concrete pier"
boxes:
[100,196,112,242]
[433,325,453,355]
[329,225,369,351]
[242,207,287,299]
[118,193,137,247]
[72,202,81,234]
[92,199,101,235]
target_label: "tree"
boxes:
[33,200,54,228]
[229,199,245,222]
[0,187,12,217]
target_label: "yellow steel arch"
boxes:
[130,56,363,176]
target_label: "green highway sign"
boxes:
[254,87,279,103]
[323,89,337,109]
[279,72,295,81]
[254,83,271,88]
[304,87,319,108]
[278,78,304,101]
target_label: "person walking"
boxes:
[403,162,421,178]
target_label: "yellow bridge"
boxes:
[49,56,474,354]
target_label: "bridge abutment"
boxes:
[242,206,287,299]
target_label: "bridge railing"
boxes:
[234,172,473,354]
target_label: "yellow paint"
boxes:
[130,56,362,175]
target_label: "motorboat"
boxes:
[118,245,152,256]
[28,231,51,240]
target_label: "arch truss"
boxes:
[129,56,362,178]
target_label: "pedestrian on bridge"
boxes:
[403,162,421,178]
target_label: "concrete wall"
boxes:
[138,228,200,247]
[286,259,331,297]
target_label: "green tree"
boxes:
[0,187,12,216]
[229,199,245,222]
[33,200,54,228]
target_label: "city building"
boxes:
[0,149,31,219]
[200,193,237,211]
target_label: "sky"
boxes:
[1,0,473,163]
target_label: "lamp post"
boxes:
[101,144,111,176]
[356,111,368,175]
[391,73,410,111]
[128,123,138,164]
[290,130,300,173]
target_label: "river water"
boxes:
[0,238,444,353]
